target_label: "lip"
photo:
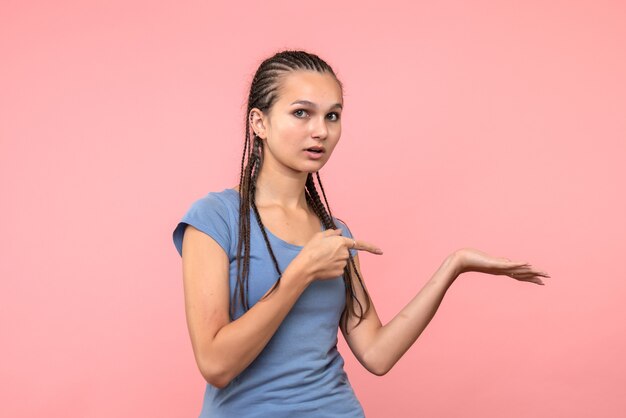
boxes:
[304,145,325,152]
[304,148,325,160]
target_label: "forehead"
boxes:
[276,70,342,106]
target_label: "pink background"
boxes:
[2,1,625,417]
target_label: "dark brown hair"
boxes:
[233,49,370,333]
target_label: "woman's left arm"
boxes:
[341,249,548,376]
[340,252,460,376]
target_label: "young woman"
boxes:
[172,50,549,417]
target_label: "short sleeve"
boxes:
[335,218,358,258]
[172,193,232,257]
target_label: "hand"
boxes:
[453,248,550,285]
[293,228,383,282]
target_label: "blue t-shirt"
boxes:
[172,188,364,418]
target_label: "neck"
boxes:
[254,164,309,210]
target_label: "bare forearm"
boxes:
[365,254,460,375]
[204,263,311,387]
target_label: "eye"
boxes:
[293,109,309,118]
[327,112,340,121]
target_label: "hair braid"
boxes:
[233,49,368,333]
[306,172,370,331]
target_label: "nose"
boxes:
[311,116,328,140]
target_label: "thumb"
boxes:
[321,228,343,237]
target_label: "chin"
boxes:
[293,166,323,175]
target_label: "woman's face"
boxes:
[253,70,343,175]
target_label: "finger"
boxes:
[509,271,544,278]
[501,258,531,267]
[506,272,544,284]
[516,276,545,285]
[342,237,383,255]
[517,276,545,285]
[509,267,550,278]
[509,272,548,284]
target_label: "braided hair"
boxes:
[234,49,370,334]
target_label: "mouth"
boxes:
[304,146,325,154]
[304,146,325,160]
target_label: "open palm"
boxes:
[455,248,550,285]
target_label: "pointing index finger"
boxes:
[343,237,383,255]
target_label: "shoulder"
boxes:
[333,216,353,235]
[188,188,239,217]
[333,217,357,257]
[172,188,239,257]
[178,188,241,237]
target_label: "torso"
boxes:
[178,189,363,417]
[230,186,323,247]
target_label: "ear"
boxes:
[249,108,268,139]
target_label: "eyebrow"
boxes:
[290,100,343,110]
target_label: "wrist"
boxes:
[446,251,465,278]
[285,256,314,288]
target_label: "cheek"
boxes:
[329,125,341,144]
[267,127,303,157]
[274,121,302,141]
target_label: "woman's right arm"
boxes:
[181,224,315,389]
